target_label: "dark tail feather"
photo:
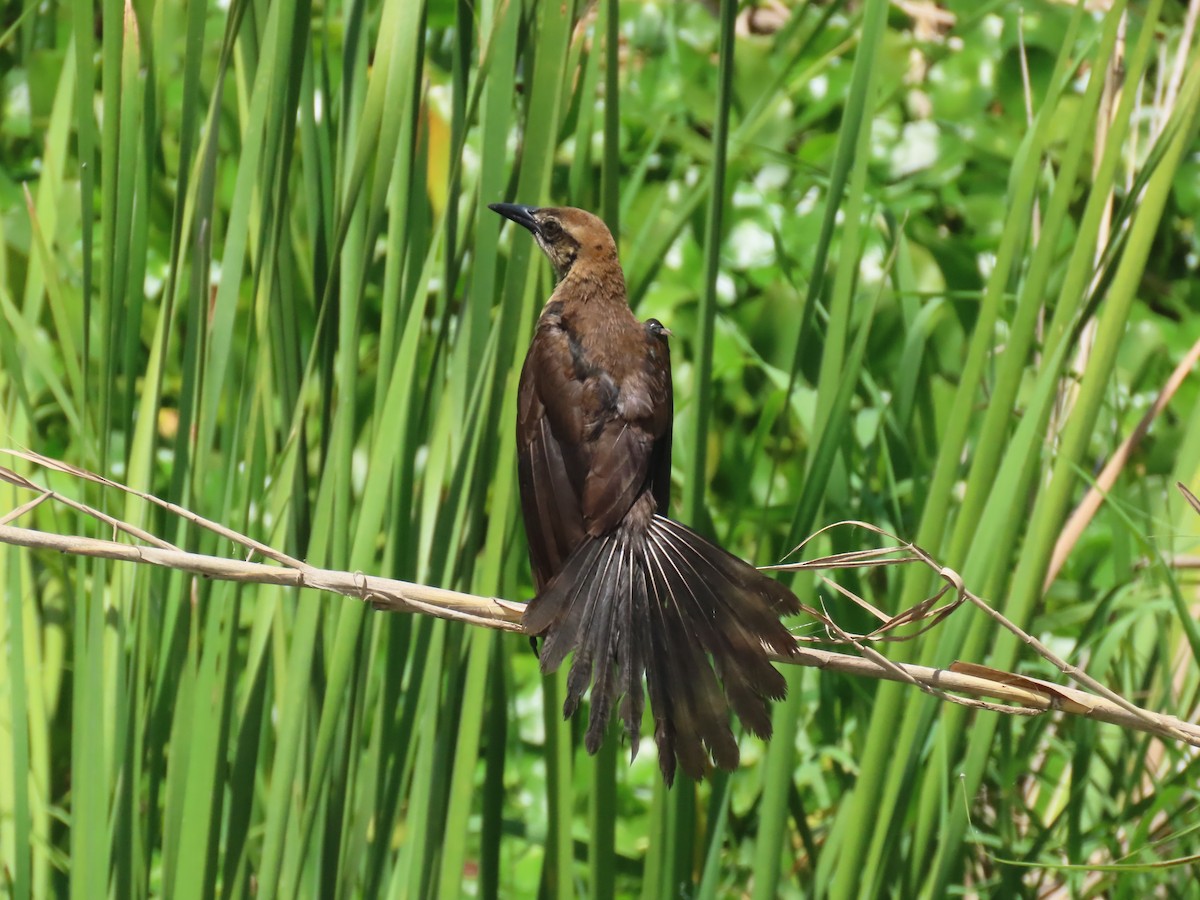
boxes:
[524,515,800,785]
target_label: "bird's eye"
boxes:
[541,218,562,240]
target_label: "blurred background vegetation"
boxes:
[2,0,1200,896]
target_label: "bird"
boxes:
[490,202,801,784]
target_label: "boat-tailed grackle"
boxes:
[491,202,800,784]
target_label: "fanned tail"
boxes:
[524,515,800,784]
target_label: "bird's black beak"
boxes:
[489,202,540,235]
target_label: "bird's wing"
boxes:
[580,329,673,534]
[579,415,657,535]
[518,313,673,578]
[517,325,587,590]
[646,331,673,517]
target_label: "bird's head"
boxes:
[489,203,617,279]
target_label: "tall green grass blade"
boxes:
[927,44,1200,897]
[829,4,1099,892]
[4,550,32,900]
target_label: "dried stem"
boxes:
[1,450,1198,751]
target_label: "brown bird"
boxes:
[490,202,800,784]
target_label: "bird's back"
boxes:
[517,290,673,589]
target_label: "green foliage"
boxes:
[1,0,1199,896]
